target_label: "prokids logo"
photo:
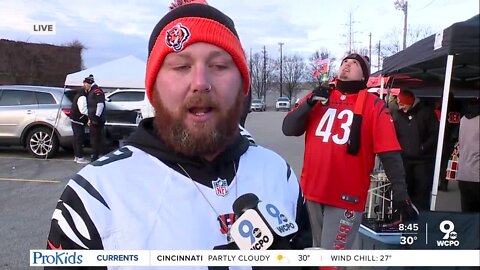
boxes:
[31,251,83,265]
[257,201,298,237]
[230,209,274,250]
[437,220,460,247]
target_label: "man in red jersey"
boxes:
[283,53,418,250]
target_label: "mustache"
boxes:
[183,93,219,110]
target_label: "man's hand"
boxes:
[394,199,419,221]
[88,119,99,126]
[307,85,330,106]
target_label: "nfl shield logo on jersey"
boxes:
[212,178,229,197]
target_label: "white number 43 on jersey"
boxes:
[315,108,354,145]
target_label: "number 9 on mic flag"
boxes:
[257,201,298,237]
[229,209,274,250]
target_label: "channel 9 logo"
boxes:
[257,202,298,237]
[230,209,274,250]
[237,220,269,247]
[437,220,459,247]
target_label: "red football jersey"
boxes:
[299,89,401,211]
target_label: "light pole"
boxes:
[249,48,252,96]
[279,42,284,97]
[394,0,408,50]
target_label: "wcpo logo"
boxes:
[31,22,56,35]
[230,209,274,250]
[257,202,298,237]
[437,220,459,247]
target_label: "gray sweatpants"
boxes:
[306,200,363,250]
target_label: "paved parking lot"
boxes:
[0,147,84,269]
[0,111,461,269]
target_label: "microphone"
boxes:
[229,193,298,250]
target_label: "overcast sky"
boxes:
[1,0,478,72]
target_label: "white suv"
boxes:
[105,89,154,118]
[275,97,291,111]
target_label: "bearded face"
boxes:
[151,88,244,158]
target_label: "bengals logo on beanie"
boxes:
[145,1,250,103]
[165,23,190,52]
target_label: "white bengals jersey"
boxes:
[47,145,299,270]
[239,125,255,144]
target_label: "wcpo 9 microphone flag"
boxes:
[229,193,298,250]
[230,209,275,250]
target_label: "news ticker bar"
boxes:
[30,250,479,267]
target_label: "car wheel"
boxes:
[26,127,59,158]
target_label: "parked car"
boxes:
[250,98,266,112]
[0,85,76,158]
[105,89,154,118]
[103,89,153,144]
[275,97,291,111]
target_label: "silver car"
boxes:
[250,99,266,112]
[0,85,75,158]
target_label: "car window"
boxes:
[36,92,57,104]
[278,97,290,101]
[109,92,145,102]
[64,90,77,102]
[252,99,263,103]
[0,90,36,106]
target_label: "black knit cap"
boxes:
[343,53,370,82]
[83,74,94,84]
[148,4,238,56]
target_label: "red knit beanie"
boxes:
[398,90,415,106]
[145,1,250,103]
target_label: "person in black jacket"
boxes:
[69,87,89,163]
[395,90,439,210]
[83,74,106,161]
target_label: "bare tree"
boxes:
[248,51,276,101]
[62,39,87,69]
[356,47,370,58]
[380,25,434,59]
[381,27,403,57]
[407,24,433,46]
[281,54,307,100]
[249,52,264,99]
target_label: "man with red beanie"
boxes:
[46,1,310,267]
[395,90,439,210]
[283,53,418,251]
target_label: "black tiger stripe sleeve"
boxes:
[45,174,108,269]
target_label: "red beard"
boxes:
[152,90,244,158]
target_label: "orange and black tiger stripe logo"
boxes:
[165,23,190,52]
